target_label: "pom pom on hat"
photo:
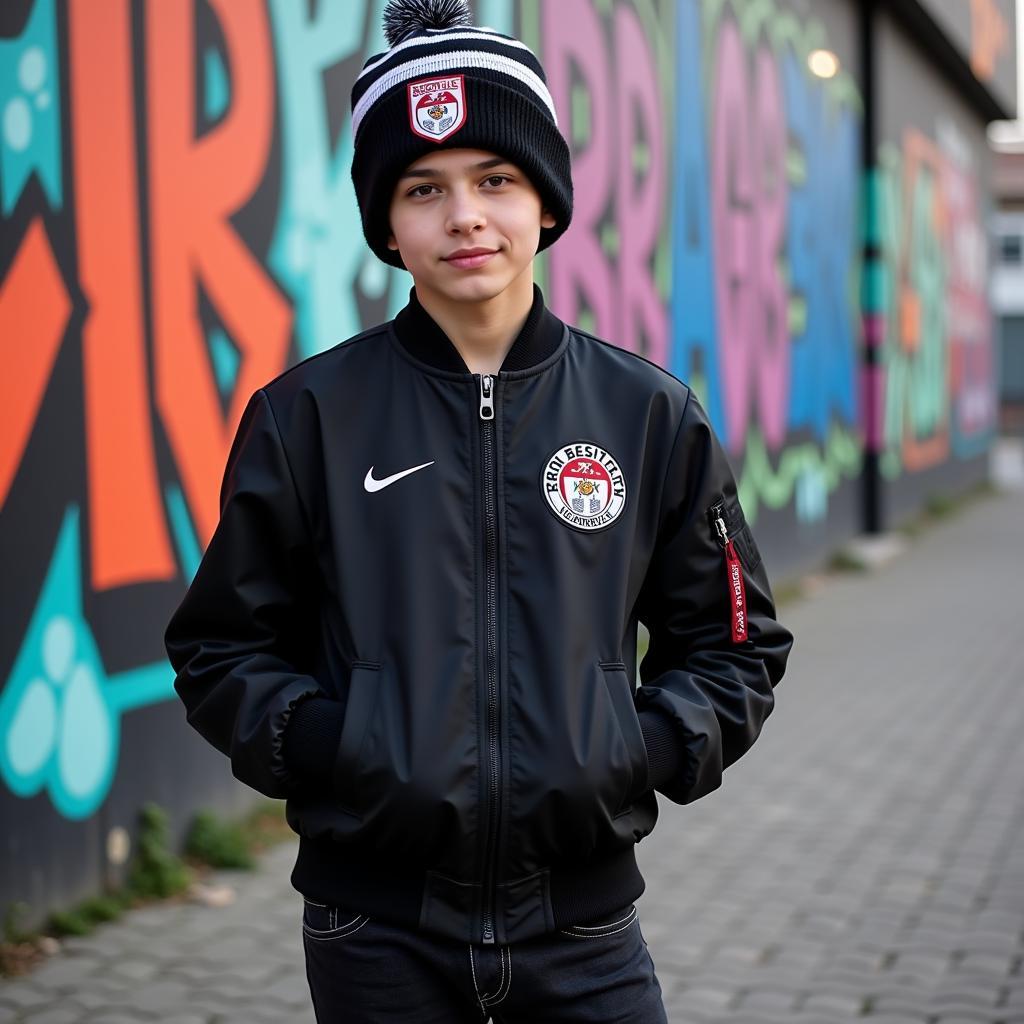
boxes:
[383,0,472,47]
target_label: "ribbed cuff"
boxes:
[638,710,682,791]
[281,697,344,790]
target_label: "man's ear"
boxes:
[387,231,399,251]
[541,208,557,230]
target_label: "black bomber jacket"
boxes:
[164,284,793,946]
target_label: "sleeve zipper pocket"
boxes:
[708,500,748,644]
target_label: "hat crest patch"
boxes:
[407,74,467,142]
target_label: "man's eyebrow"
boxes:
[399,157,511,180]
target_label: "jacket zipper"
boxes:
[478,373,500,944]
[709,501,748,643]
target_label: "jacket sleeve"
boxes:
[164,387,328,799]
[633,389,793,805]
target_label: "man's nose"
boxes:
[446,186,485,233]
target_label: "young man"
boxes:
[164,1,793,1020]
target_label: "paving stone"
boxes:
[195,977,271,1002]
[734,988,800,1013]
[671,985,737,1012]
[80,1014,152,1024]
[800,991,868,1017]
[107,958,161,983]
[117,979,195,1014]
[933,1017,1002,1024]
[0,984,49,1010]
[927,984,1002,1009]
[263,973,316,1009]
[17,955,103,991]
[873,992,942,1017]
[859,1016,928,1023]
[20,1008,86,1024]
[73,989,127,1011]
[728,1016,795,1024]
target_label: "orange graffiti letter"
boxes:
[0,220,70,510]
[147,0,291,546]
[70,0,175,588]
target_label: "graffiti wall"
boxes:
[914,0,1017,115]
[0,0,1002,926]
[865,7,998,526]
[522,0,864,576]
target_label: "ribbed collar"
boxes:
[392,284,565,374]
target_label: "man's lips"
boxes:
[443,248,498,269]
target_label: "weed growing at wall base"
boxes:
[0,799,295,977]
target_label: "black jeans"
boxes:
[301,897,669,1023]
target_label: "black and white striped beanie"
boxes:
[351,0,573,268]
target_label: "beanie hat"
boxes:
[350,0,573,268]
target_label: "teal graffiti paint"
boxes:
[0,506,176,819]
[203,46,229,122]
[165,484,202,582]
[0,0,62,213]
[267,0,409,357]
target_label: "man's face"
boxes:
[387,148,556,304]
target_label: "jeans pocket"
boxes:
[559,902,638,939]
[301,897,371,942]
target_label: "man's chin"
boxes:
[435,276,508,304]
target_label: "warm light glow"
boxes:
[808,49,840,79]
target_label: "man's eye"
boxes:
[408,184,436,198]
[484,175,510,187]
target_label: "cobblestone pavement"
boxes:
[2,488,1022,1023]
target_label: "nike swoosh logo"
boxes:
[363,461,436,493]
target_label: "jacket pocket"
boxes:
[333,661,382,816]
[598,662,650,817]
[706,493,761,572]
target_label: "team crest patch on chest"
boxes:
[541,441,627,532]
[407,74,467,143]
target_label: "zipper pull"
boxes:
[479,374,495,421]
[710,503,748,643]
[711,504,729,547]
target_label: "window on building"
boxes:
[999,234,1023,265]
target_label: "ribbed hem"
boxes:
[292,837,426,931]
[290,836,644,940]
[639,709,683,791]
[548,846,645,929]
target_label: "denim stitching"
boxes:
[468,945,487,1016]
[302,916,370,941]
[489,948,512,1006]
[564,907,636,932]
[302,904,367,936]
[480,946,506,1004]
[558,910,638,939]
[304,910,365,934]
[468,942,491,1015]
[479,948,502,1005]
[481,946,509,1003]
